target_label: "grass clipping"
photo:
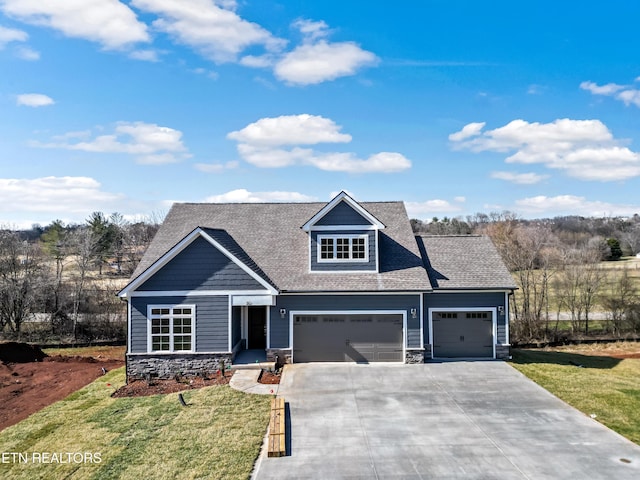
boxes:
[0,367,272,480]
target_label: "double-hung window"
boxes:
[148,305,195,352]
[318,235,368,262]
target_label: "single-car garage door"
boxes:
[432,311,494,358]
[293,313,403,362]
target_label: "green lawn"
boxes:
[0,368,272,480]
[510,348,640,445]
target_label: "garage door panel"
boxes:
[294,314,403,362]
[433,311,493,358]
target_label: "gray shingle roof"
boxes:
[416,235,517,290]
[131,201,431,292]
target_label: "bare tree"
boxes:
[481,217,558,342]
[554,245,605,334]
[67,228,98,338]
[601,266,639,335]
[0,231,49,334]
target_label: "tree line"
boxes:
[413,212,640,343]
[0,213,160,342]
[2,209,640,344]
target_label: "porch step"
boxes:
[231,361,275,371]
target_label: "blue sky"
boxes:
[1,0,640,228]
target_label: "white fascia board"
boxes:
[130,289,275,298]
[119,227,278,298]
[301,191,385,232]
[309,225,379,231]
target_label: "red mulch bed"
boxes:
[0,342,123,431]
[113,374,230,398]
[258,370,281,384]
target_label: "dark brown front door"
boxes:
[248,307,266,349]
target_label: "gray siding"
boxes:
[130,295,230,354]
[310,230,377,272]
[138,236,265,291]
[423,291,509,344]
[270,294,421,349]
[315,200,373,226]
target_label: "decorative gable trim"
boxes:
[118,227,278,298]
[301,191,385,232]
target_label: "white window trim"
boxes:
[147,304,196,353]
[317,234,369,263]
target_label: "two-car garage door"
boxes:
[293,313,403,362]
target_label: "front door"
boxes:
[247,307,266,349]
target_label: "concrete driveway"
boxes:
[252,361,640,480]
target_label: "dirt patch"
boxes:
[113,374,230,398]
[0,343,123,431]
[258,370,281,385]
[0,342,48,363]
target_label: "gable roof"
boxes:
[119,227,278,297]
[416,235,517,290]
[301,191,385,231]
[127,200,430,293]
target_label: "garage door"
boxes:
[432,311,493,358]
[293,313,403,362]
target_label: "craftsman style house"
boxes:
[118,192,516,378]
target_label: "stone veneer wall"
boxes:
[495,344,510,360]
[126,353,232,380]
[266,348,292,364]
[405,349,424,364]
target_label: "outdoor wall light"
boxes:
[279,308,287,318]
[410,308,417,319]
[498,306,505,315]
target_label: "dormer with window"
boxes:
[302,192,385,272]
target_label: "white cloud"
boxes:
[580,81,625,96]
[228,114,411,173]
[228,114,351,147]
[131,0,285,63]
[291,19,330,41]
[450,118,640,181]
[128,49,160,62]
[307,151,411,173]
[204,189,316,203]
[194,160,239,173]
[448,122,485,142]
[405,198,464,218]
[514,195,640,218]
[0,176,124,219]
[581,79,640,108]
[616,89,640,108]
[491,171,548,184]
[274,40,378,85]
[14,45,39,60]
[16,93,54,107]
[0,0,149,50]
[0,24,27,46]
[34,121,191,165]
[238,18,377,85]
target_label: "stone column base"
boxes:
[495,344,511,359]
[405,349,425,364]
